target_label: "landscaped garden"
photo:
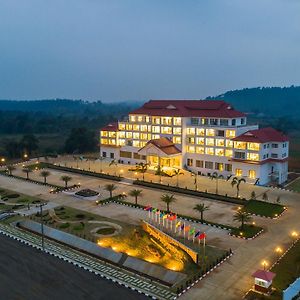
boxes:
[286,177,300,193]
[243,200,285,218]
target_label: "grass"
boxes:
[230,224,262,239]
[0,188,42,207]
[286,178,300,192]
[96,227,116,235]
[243,200,285,218]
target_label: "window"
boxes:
[102,151,106,157]
[133,124,140,131]
[272,143,279,148]
[173,117,182,126]
[206,129,215,136]
[126,124,133,130]
[173,127,182,135]
[232,119,236,126]
[205,148,214,155]
[210,118,218,126]
[282,153,287,158]
[196,160,204,168]
[119,131,125,138]
[191,118,200,125]
[215,163,224,171]
[120,151,131,158]
[226,130,235,138]
[226,140,233,148]
[225,164,232,172]
[187,158,193,166]
[140,125,148,132]
[130,115,136,122]
[101,131,108,137]
[201,118,209,125]
[101,138,108,145]
[271,153,278,158]
[118,123,126,130]
[196,128,205,136]
[110,153,114,159]
[187,127,196,135]
[173,136,181,144]
[152,134,160,139]
[196,137,205,145]
[216,130,225,137]
[161,117,172,125]
[249,170,256,179]
[234,151,246,159]
[140,133,148,140]
[216,139,225,147]
[133,132,140,139]
[145,116,150,123]
[108,131,116,138]
[247,153,259,161]
[134,153,141,159]
[126,132,133,138]
[234,141,247,149]
[235,169,243,177]
[220,119,229,126]
[118,139,125,146]
[132,140,140,147]
[205,161,214,169]
[196,146,205,154]
[108,139,116,145]
[215,148,225,156]
[206,138,215,146]
[248,143,260,151]
[188,137,195,144]
[152,126,160,133]
[225,149,233,157]
[187,146,195,153]
[152,117,160,124]
[241,118,245,125]
[137,115,143,122]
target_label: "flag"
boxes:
[160,212,165,218]
[189,228,195,235]
[152,208,157,213]
[180,224,185,231]
[176,221,181,228]
[198,233,206,240]
[163,214,168,219]
[184,225,191,232]
[144,205,151,211]
[170,214,177,221]
[194,231,201,238]
[156,210,161,215]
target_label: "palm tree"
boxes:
[137,162,149,181]
[104,184,117,198]
[250,191,256,200]
[160,194,176,212]
[129,189,143,205]
[210,172,224,194]
[172,168,184,187]
[109,159,118,176]
[6,165,16,176]
[40,170,51,184]
[22,167,32,180]
[60,175,72,188]
[233,210,252,230]
[193,203,210,222]
[191,172,198,190]
[231,177,246,198]
[262,192,268,202]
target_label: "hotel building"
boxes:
[100,100,289,185]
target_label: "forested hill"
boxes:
[206,86,300,117]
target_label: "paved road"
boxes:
[0,234,146,300]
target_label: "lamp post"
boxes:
[36,202,47,250]
[0,158,5,167]
[291,231,298,244]
[262,260,268,271]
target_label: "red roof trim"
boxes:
[230,158,288,165]
[252,270,276,281]
[100,122,118,132]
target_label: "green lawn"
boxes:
[287,178,300,192]
[243,200,285,218]
[230,224,263,239]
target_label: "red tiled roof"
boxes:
[129,100,245,118]
[100,122,118,132]
[232,127,288,143]
[140,137,181,156]
[252,270,276,282]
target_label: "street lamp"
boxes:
[36,202,48,250]
[275,247,283,259]
[262,260,268,271]
[291,231,298,244]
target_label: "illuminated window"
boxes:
[152,117,160,125]
[140,141,147,147]
[161,126,172,134]
[137,115,143,122]
[205,148,214,155]
[145,116,150,123]
[215,148,225,156]
[118,123,126,130]
[215,163,224,171]
[234,141,247,150]
[206,138,215,146]
[152,126,160,133]
[140,133,148,140]
[126,124,132,130]
[226,130,236,138]
[188,137,195,144]
[130,115,136,122]
[133,132,140,139]
[132,140,140,147]
[161,117,172,125]
[126,132,133,138]
[140,125,147,132]
[147,125,152,132]
[108,132,116,138]
[173,127,182,135]
[216,139,225,147]
[196,128,205,136]
[247,143,260,151]
[152,134,160,139]
[187,146,195,153]
[249,170,256,179]
[247,153,259,161]
[226,140,233,148]
[196,146,205,154]
[235,169,243,177]
[101,138,108,145]
[173,117,182,126]
[101,131,108,137]
[206,129,215,136]
[196,137,205,145]
[225,149,233,157]
[119,131,126,138]
[187,127,196,135]
[133,124,140,131]
[108,139,116,145]
[173,136,181,144]
[118,139,126,146]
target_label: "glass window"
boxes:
[215,148,225,156]
[191,118,200,125]
[206,129,215,136]
[119,131,126,138]
[130,115,136,122]
[226,130,236,138]
[140,125,148,132]
[118,139,126,146]
[126,124,133,130]
[249,170,256,179]
[101,138,108,145]
[188,137,195,144]
[145,116,150,123]
[210,119,218,126]
[173,136,181,144]
[187,158,193,166]
[126,132,133,138]
[225,149,233,157]
[133,124,140,131]
[152,117,160,124]
[225,164,232,172]
[220,119,229,126]
[248,143,260,151]
[173,117,182,126]
[234,141,247,149]
[215,163,224,171]
[101,131,108,137]
[226,140,233,148]
[216,139,225,147]
[247,153,259,161]
[161,117,172,125]
[137,115,143,122]
[206,138,215,146]
[132,140,140,147]
[196,137,205,145]
[133,132,140,139]
[235,151,246,159]
[205,161,214,169]
[205,148,214,155]
[196,160,204,168]
[235,169,243,177]
[187,146,195,153]
[196,128,205,136]
[196,146,205,154]
[152,126,160,133]
[201,118,209,125]
[161,126,172,134]
[187,127,196,135]
[108,132,116,138]
[152,134,160,139]
[173,127,182,135]
[140,133,148,140]
[118,123,126,130]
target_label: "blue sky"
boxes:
[0,0,299,102]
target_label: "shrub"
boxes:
[59,223,70,229]
[6,194,20,198]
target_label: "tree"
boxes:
[276,196,281,204]
[160,194,176,212]
[104,184,117,198]
[22,167,32,180]
[193,203,210,222]
[231,177,246,198]
[233,210,252,230]
[250,191,256,200]
[191,172,198,190]
[109,159,118,176]
[60,175,72,188]
[137,162,149,181]
[172,168,184,187]
[40,170,51,184]
[210,172,224,194]
[129,189,143,205]
[262,192,268,202]
[20,134,39,156]
[64,127,97,154]
[4,140,22,158]
[6,165,16,176]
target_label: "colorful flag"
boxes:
[189,228,195,235]
[180,223,185,231]
[194,231,201,238]
[144,205,151,211]
[198,233,206,240]
[160,212,165,218]
[152,208,157,213]
[184,225,191,232]
[176,221,181,228]
[170,214,177,221]
[163,214,168,219]
[156,210,160,215]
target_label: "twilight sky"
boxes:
[0,0,299,102]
